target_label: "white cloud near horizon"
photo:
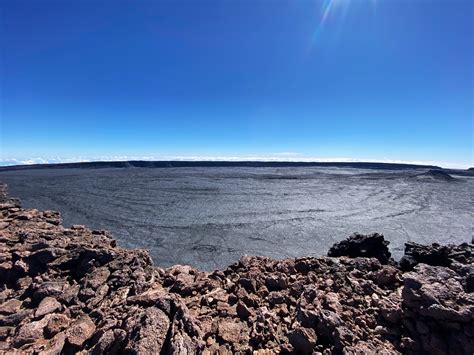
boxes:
[0,155,471,170]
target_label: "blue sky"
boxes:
[1,0,472,168]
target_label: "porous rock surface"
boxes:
[327,232,391,263]
[0,183,472,354]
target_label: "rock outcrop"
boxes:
[399,241,472,271]
[327,232,391,264]
[0,183,472,354]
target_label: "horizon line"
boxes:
[0,157,472,170]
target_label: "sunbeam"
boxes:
[311,0,377,45]
[312,0,349,44]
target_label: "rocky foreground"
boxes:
[0,184,473,354]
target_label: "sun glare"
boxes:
[312,0,378,44]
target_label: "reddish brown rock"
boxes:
[65,315,96,348]
[35,297,61,318]
[39,332,66,355]
[128,307,170,353]
[0,299,22,315]
[288,327,317,354]
[218,319,244,344]
[45,314,70,338]
[13,315,50,347]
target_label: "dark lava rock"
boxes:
[399,241,473,271]
[398,255,418,272]
[327,232,391,264]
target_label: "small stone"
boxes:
[13,316,50,346]
[45,314,71,337]
[0,326,13,341]
[91,330,115,354]
[239,278,257,293]
[374,266,399,286]
[288,327,317,354]
[39,332,66,355]
[0,309,32,327]
[0,299,22,315]
[265,275,287,291]
[70,225,86,230]
[401,336,419,350]
[36,297,61,318]
[236,301,252,320]
[324,292,342,313]
[132,307,170,353]
[84,267,110,290]
[17,211,36,220]
[206,336,215,346]
[374,325,384,334]
[65,315,96,348]
[218,319,244,344]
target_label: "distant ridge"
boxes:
[414,169,455,182]
[0,160,443,171]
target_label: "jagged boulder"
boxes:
[399,241,473,271]
[402,264,474,354]
[327,233,391,263]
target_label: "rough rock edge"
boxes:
[0,183,472,354]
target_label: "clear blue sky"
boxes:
[1,0,472,168]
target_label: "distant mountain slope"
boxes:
[0,160,443,171]
[443,168,474,177]
[413,169,456,182]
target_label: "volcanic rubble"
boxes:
[0,183,472,354]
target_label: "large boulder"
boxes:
[402,264,474,354]
[328,233,391,264]
[399,241,473,271]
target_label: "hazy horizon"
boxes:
[0,155,471,170]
